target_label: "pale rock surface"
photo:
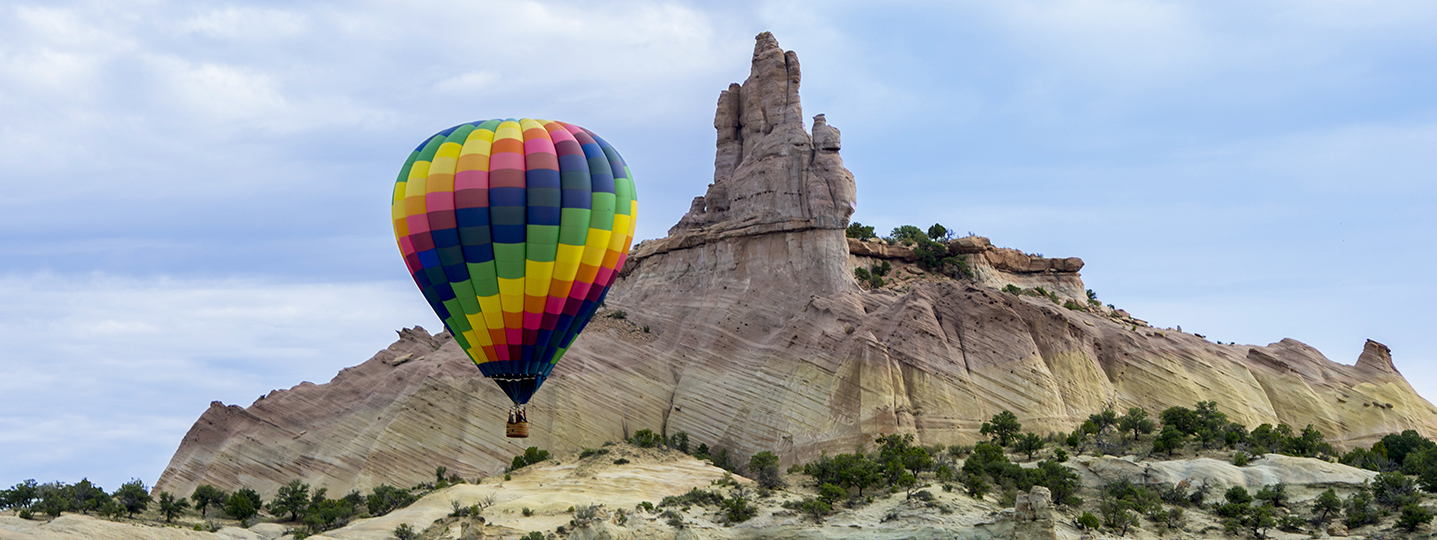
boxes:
[156,32,1437,501]
[1069,454,1376,499]
[0,515,277,540]
[1011,487,1056,540]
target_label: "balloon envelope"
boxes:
[391,118,637,405]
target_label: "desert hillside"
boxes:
[150,31,1437,503]
[4,439,1416,540]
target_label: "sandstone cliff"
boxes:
[154,32,1437,500]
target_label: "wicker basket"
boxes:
[506,420,530,438]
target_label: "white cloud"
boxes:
[0,273,440,488]
[148,56,289,123]
[175,6,309,40]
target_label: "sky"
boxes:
[1,0,1434,491]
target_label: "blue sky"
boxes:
[1,0,1434,490]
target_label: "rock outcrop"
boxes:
[669,31,856,238]
[847,236,1088,302]
[155,32,1437,500]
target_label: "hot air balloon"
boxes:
[391,118,637,438]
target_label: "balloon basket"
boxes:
[506,405,529,438]
[506,420,530,438]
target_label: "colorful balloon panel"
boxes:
[392,119,637,405]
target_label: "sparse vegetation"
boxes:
[980,410,1022,446]
[510,446,551,470]
[190,484,227,516]
[750,450,785,489]
[628,428,664,448]
[17,407,1437,539]
[113,479,153,519]
[846,222,875,240]
[223,486,261,525]
[1399,503,1433,531]
[366,484,418,517]
[393,523,417,540]
[157,491,190,523]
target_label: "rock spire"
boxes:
[669,31,856,236]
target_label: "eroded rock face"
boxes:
[154,32,1437,500]
[669,31,856,238]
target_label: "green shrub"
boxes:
[722,496,757,524]
[113,479,153,519]
[1232,451,1250,466]
[522,507,533,517]
[1311,489,1341,524]
[393,524,417,540]
[1100,499,1138,535]
[366,485,417,517]
[1078,511,1100,530]
[1152,426,1185,456]
[303,492,358,534]
[572,503,599,526]
[223,486,261,523]
[1014,432,1044,460]
[190,484,227,517]
[1372,471,1420,508]
[750,451,785,489]
[784,497,833,522]
[579,448,609,459]
[613,458,630,465]
[855,267,871,280]
[267,479,310,521]
[935,464,955,482]
[607,310,627,319]
[662,509,684,528]
[1003,284,1022,295]
[158,491,190,523]
[890,225,926,244]
[660,488,724,508]
[1254,483,1288,507]
[510,447,551,470]
[628,429,663,448]
[1399,504,1433,531]
[980,410,1022,446]
[1345,490,1378,528]
[801,452,882,496]
[846,223,875,240]
[963,473,989,499]
[668,431,690,453]
[1277,513,1305,532]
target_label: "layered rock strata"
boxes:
[155,32,1437,500]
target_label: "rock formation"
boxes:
[155,32,1437,500]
